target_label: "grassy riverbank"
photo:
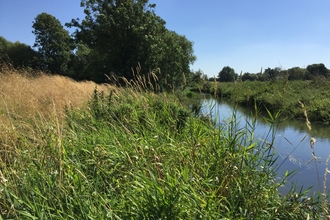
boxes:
[201,79,330,123]
[0,67,329,219]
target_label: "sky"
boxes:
[1,0,330,77]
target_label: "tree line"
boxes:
[211,64,330,82]
[1,0,198,89]
[1,0,329,87]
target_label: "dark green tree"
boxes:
[306,63,329,78]
[66,0,196,84]
[287,67,307,80]
[263,67,281,81]
[217,66,237,82]
[66,0,165,82]
[0,36,38,68]
[241,72,258,81]
[0,36,10,62]
[67,42,93,80]
[32,13,73,75]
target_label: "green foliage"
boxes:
[237,65,330,82]
[88,88,191,133]
[241,72,258,81]
[1,87,326,219]
[307,63,330,78]
[32,12,73,75]
[0,36,38,68]
[157,31,196,87]
[217,66,237,82]
[186,69,205,88]
[287,67,308,80]
[264,67,281,81]
[205,80,330,123]
[66,0,196,84]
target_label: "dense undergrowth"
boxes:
[0,66,329,219]
[200,79,330,123]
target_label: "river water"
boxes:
[199,95,330,195]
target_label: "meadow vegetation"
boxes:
[0,65,329,219]
[200,78,330,123]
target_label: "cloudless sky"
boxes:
[1,0,330,77]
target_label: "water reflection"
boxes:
[199,95,330,194]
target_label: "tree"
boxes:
[66,0,165,82]
[287,67,307,80]
[67,42,93,80]
[0,36,38,68]
[186,69,204,86]
[241,72,258,81]
[306,63,329,78]
[66,0,196,84]
[32,13,73,75]
[0,36,10,62]
[263,67,281,81]
[217,66,237,82]
[157,30,196,87]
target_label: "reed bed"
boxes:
[204,79,330,123]
[0,65,328,219]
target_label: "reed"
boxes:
[0,65,327,219]
[203,79,330,123]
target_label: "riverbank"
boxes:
[197,79,330,123]
[0,67,328,219]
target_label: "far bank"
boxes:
[193,79,330,123]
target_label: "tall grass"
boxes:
[204,79,330,123]
[0,65,328,219]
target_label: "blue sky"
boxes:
[1,0,330,77]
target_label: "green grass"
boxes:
[201,79,330,123]
[0,83,329,219]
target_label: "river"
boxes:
[199,95,330,195]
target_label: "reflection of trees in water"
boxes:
[278,119,330,140]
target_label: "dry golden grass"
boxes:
[0,65,114,165]
[0,65,112,120]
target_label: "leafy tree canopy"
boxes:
[32,12,73,75]
[66,0,196,85]
[287,67,308,80]
[306,63,329,78]
[241,72,258,81]
[263,67,281,81]
[0,36,38,68]
[217,66,237,82]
